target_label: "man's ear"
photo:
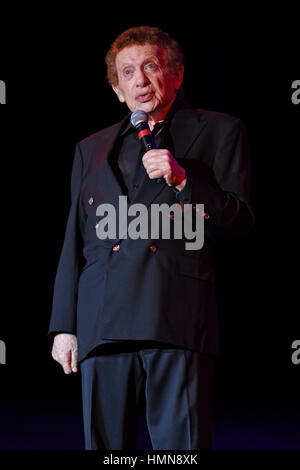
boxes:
[175,66,184,91]
[112,84,125,103]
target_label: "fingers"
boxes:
[56,352,78,374]
[142,149,172,167]
[142,149,184,186]
[52,348,72,374]
[71,347,78,373]
[148,166,169,179]
[51,334,78,375]
[142,149,171,180]
[61,350,73,375]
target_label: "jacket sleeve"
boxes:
[48,143,84,337]
[177,118,254,238]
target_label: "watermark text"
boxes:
[291,339,300,365]
[291,80,300,105]
[95,196,205,250]
[0,80,6,104]
[0,340,6,364]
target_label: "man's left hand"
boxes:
[142,149,186,190]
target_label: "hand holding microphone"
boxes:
[130,110,186,188]
[130,110,164,183]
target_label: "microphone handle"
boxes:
[137,122,164,184]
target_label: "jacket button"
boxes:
[149,244,157,253]
[88,197,94,205]
[112,244,120,252]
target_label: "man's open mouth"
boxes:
[136,92,154,103]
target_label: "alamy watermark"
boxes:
[0,80,6,104]
[291,339,300,365]
[291,80,300,105]
[95,196,205,250]
[0,340,6,364]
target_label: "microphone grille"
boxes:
[130,110,148,128]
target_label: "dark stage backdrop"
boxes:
[0,2,299,453]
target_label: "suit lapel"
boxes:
[88,118,127,204]
[170,103,209,158]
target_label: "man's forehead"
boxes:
[115,44,166,65]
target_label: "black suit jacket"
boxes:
[49,100,254,362]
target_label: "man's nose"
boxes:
[135,68,150,87]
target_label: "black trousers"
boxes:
[80,342,215,450]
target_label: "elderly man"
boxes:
[49,26,253,450]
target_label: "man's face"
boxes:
[112,44,183,118]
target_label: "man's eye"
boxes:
[146,63,157,71]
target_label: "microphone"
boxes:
[130,110,164,184]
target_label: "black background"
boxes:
[0,1,299,451]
